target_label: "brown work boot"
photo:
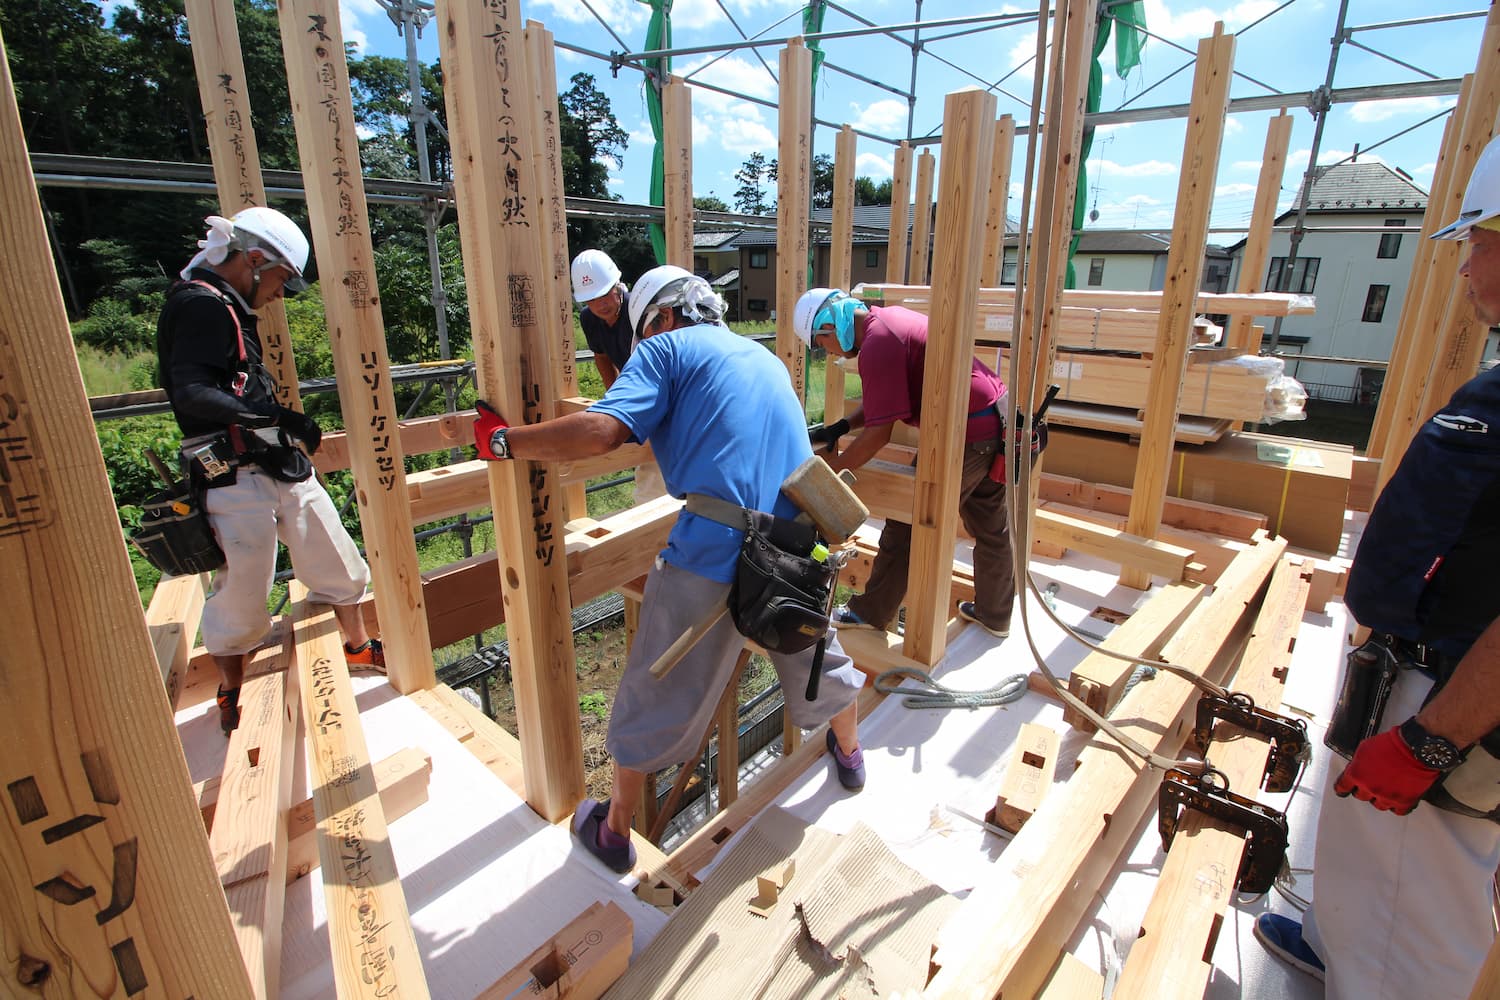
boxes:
[216,685,241,735]
[344,638,386,674]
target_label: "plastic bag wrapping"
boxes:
[1262,374,1308,423]
[1222,354,1286,378]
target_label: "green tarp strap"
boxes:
[644,0,672,263]
[1067,1,1145,288]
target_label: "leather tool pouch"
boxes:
[129,479,226,575]
[1324,636,1402,760]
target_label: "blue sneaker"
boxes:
[571,797,636,874]
[1254,913,1325,981]
[826,728,866,790]
[831,605,876,630]
[958,601,1010,639]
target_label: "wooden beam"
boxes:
[524,22,589,523]
[981,115,1016,286]
[475,901,631,1000]
[287,748,431,884]
[886,141,913,282]
[315,408,474,474]
[662,74,694,268]
[992,722,1060,833]
[0,35,255,996]
[1226,111,1293,357]
[146,571,208,704]
[1469,933,1500,1000]
[279,0,436,692]
[1121,24,1235,590]
[292,584,431,998]
[1113,556,1310,998]
[924,537,1285,1000]
[863,282,1316,318]
[909,149,936,283]
[438,0,587,820]
[776,39,813,400]
[184,0,300,409]
[414,685,526,799]
[824,124,857,424]
[210,668,300,998]
[903,87,997,666]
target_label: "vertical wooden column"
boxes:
[437,2,586,820]
[885,141,913,282]
[1226,111,1293,357]
[1121,25,1235,590]
[185,0,302,410]
[663,75,694,268]
[824,124,857,423]
[1366,109,1460,461]
[981,115,1016,286]
[909,149,936,283]
[0,37,254,999]
[903,88,997,665]
[279,0,436,692]
[524,22,588,521]
[776,39,813,400]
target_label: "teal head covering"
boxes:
[814,293,860,351]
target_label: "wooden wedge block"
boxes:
[988,723,1060,834]
[748,859,796,917]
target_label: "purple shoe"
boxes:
[826,728,866,790]
[572,797,636,874]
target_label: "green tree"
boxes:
[694,195,731,213]
[734,152,771,214]
[855,176,894,205]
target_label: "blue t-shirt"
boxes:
[591,324,812,582]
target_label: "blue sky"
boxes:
[336,0,1481,240]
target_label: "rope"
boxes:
[873,666,1031,711]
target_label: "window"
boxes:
[1362,284,1390,323]
[1087,258,1105,286]
[1378,219,1405,259]
[1266,256,1321,294]
[747,298,769,313]
[749,250,769,269]
[865,249,879,268]
[1001,260,1018,286]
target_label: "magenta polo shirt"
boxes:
[856,305,1006,442]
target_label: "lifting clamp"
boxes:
[1190,691,1310,794]
[1157,767,1289,896]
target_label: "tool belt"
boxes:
[129,478,226,576]
[685,493,837,656]
[182,426,309,488]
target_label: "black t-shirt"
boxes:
[579,288,635,372]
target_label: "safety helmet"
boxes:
[792,287,842,348]
[627,264,708,339]
[571,249,623,303]
[1434,134,1500,241]
[231,207,310,291]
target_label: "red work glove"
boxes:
[473,400,512,460]
[1333,727,1441,815]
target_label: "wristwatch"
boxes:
[490,426,512,460]
[1398,717,1464,772]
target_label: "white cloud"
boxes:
[713,116,778,155]
[1233,159,1266,171]
[847,99,908,135]
[1121,193,1163,206]
[1346,96,1456,124]
[336,0,374,55]
[1216,182,1257,197]
[524,0,647,30]
[856,150,894,180]
[1141,0,1282,42]
[679,54,780,103]
[1292,146,1389,167]
[1093,158,1177,178]
[1224,117,1244,136]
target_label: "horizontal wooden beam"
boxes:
[859,283,1316,318]
[475,900,631,1000]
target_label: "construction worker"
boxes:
[792,288,1016,640]
[473,264,867,873]
[1255,134,1500,998]
[571,248,664,501]
[158,208,383,735]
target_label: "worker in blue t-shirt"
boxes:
[472,265,867,874]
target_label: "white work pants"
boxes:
[1304,666,1500,1000]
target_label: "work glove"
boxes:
[991,420,1048,485]
[473,399,512,460]
[808,418,850,453]
[1333,726,1440,815]
[276,407,322,456]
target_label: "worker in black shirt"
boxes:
[158,207,384,735]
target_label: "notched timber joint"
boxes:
[1157,766,1289,896]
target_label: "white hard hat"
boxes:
[1434,134,1500,241]
[231,207,310,290]
[571,249,623,303]
[793,287,841,348]
[627,264,703,338]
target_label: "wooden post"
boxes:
[0,35,254,997]
[903,88,996,665]
[524,22,588,521]
[981,115,1016,286]
[886,141,913,282]
[292,586,431,998]
[776,39,813,400]
[825,124,857,423]
[437,0,587,820]
[663,74,694,269]
[910,149,936,283]
[184,0,302,410]
[1469,931,1500,1000]
[1121,25,1235,590]
[278,0,436,692]
[1226,111,1293,358]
